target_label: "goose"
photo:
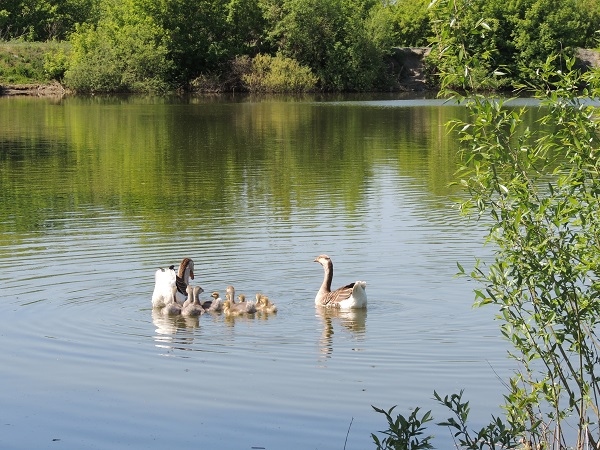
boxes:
[182,286,204,317]
[151,265,176,308]
[182,285,194,308]
[174,258,195,304]
[151,258,195,307]
[162,285,182,316]
[183,284,205,309]
[225,285,235,302]
[200,291,224,313]
[224,294,256,315]
[255,294,278,313]
[313,254,367,309]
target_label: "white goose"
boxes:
[314,254,367,309]
[151,258,195,308]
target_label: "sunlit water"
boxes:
[0,94,515,449]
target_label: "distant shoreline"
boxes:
[2,48,598,98]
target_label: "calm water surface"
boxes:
[0,94,514,449]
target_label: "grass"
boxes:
[0,40,70,84]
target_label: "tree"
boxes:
[64,0,171,93]
[262,0,385,91]
[428,0,599,90]
[0,0,100,41]
[139,0,230,86]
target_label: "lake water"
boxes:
[0,94,515,449]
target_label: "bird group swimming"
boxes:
[151,254,367,317]
[151,258,278,318]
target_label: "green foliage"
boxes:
[226,0,268,56]
[241,53,317,92]
[63,1,172,93]
[0,40,68,83]
[372,392,519,449]
[0,0,100,41]
[140,0,230,86]
[371,405,433,450]
[427,0,506,91]
[368,0,431,50]
[262,0,386,91]
[428,0,599,90]
[43,45,70,80]
[372,1,600,448]
[449,53,600,450]
[434,391,519,449]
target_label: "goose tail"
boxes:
[351,281,368,308]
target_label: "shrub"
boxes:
[63,5,172,94]
[241,53,317,93]
[43,44,70,80]
[262,0,386,91]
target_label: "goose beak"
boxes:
[313,257,318,262]
[190,271,195,280]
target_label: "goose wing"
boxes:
[322,282,356,307]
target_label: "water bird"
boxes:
[313,254,367,309]
[182,286,204,317]
[224,294,256,315]
[225,285,235,302]
[174,258,195,304]
[255,293,278,313]
[151,258,195,307]
[162,285,182,316]
[202,292,224,313]
[183,284,204,308]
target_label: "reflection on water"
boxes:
[152,309,201,352]
[0,95,518,450]
[317,307,367,361]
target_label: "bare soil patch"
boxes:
[0,81,68,97]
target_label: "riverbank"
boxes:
[2,47,599,98]
[0,81,68,97]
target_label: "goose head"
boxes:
[178,258,195,282]
[193,286,202,304]
[314,254,332,267]
[237,294,246,303]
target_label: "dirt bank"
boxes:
[0,81,68,97]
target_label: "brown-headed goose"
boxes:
[174,258,195,304]
[151,258,195,307]
[314,254,367,309]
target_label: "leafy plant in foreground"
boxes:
[371,405,433,450]
[434,391,519,450]
[451,55,600,449]
[373,0,600,447]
